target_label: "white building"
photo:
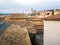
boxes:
[44,14,60,45]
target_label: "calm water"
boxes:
[0,22,9,32]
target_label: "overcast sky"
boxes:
[0,0,60,13]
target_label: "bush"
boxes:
[29,33,38,45]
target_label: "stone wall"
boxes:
[0,24,31,45]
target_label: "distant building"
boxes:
[44,14,60,45]
[30,8,37,16]
[38,10,53,17]
[54,9,60,15]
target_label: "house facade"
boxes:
[44,14,60,45]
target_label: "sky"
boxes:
[0,0,60,13]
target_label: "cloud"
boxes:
[12,0,42,6]
[0,0,60,13]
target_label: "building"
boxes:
[44,14,60,45]
[30,8,37,16]
[38,10,53,17]
[54,9,60,15]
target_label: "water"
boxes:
[0,22,9,32]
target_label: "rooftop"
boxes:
[44,14,60,21]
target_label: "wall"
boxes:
[44,21,60,45]
[0,24,31,45]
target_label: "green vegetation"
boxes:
[29,33,38,45]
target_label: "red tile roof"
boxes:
[44,14,60,20]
